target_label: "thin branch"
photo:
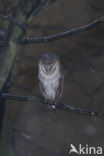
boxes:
[23,0,53,26]
[22,16,104,44]
[0,13,24,30]
[7,0,21,14]
[23,0,42,25]
[2,93,104,117]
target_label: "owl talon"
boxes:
[51,104,56,109]
[48,103,56,110]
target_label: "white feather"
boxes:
[39,66,60,101]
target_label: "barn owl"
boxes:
[38,53,64,109]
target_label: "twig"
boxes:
[22,16,104,44]
[23,0,53,26]
[0,13,23,29]
[7,0,21,14]
[23,0,42,25]
[2,93,104,117]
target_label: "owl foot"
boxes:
[48,102,56,113]
[45,99,56,111]
[51,104,56,109]
[49,105,56,113]
[48,103,56,109]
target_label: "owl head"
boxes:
[38,53,60,75]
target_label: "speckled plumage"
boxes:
[38,53,64,105]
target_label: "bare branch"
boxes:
[23,0,42,25]
[0,13,24,29]
[2,93,104,117]
[23,0,54,26]
[7,0,22,14]
[22,16,104,44]
[0,0,53,93]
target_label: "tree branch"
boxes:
[23,0,53,26]
[2,93,104,117]
[23,0,42,25]
[0,13,24,30]
[0,0,53,94]
[7,0,22,14]
[22,16,104,44]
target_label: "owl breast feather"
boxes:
[39,72,60,101]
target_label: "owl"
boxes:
[38,53,64,109]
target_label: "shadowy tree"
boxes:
[0,0,104,117]
[0,0,54,93]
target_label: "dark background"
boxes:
[1,0,104,155]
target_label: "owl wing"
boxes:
[56,65,64,101]
[39,79,46,98]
